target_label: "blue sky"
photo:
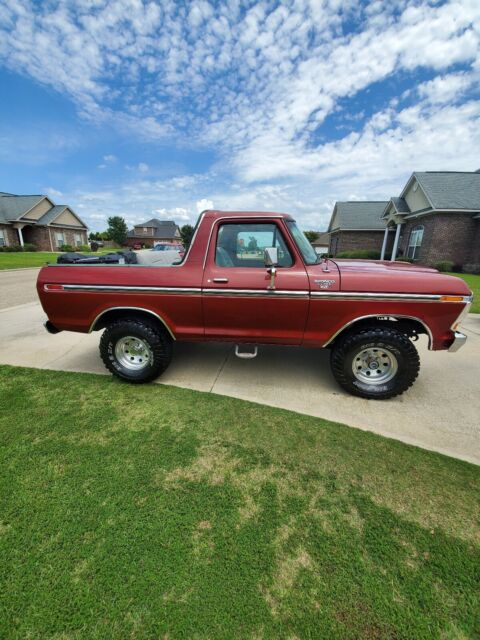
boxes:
[0,0,479,232]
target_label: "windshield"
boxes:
[286,221,318,265]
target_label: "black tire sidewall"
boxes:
[331,328,420,399]
[100,320,172,383]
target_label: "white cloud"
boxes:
[196,198,213,213]
[1,0,479,233]
[44,187,63,198]
[417,72,478,104]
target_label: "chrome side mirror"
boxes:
[264,247,278,267]
[264,247,278,290]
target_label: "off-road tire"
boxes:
[100,318,173,383]
[330,327,420,400]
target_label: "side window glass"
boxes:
[215,223,293,268]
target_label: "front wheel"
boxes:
[330,327,420,399]
[100,318,173,383]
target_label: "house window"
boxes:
[406,225,424,260]
[55,232,65,248]
[74,233,82,247]
[0,229,5,247]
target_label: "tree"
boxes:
[304,230,320,243]
[180,224,194,247]
[107,216,128,246]
[247,236,258,251]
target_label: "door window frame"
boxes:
[208,218,301,270]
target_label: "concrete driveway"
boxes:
[0,267,41,309]
[0,268,479,464]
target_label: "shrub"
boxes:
[23,243,38,252]
[336,249,381,259]
[463,263,480,274]
[60,244,74,252]
[2,245,23,252]
[76,244,90,252]
[396,257,413,263]
[434,260,454,272]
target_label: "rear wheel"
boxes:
[330,327,420,399]
[100,318,172,383]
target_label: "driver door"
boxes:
[202,219,310,344]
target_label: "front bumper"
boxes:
[448,331,467,352]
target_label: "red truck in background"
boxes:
[37,210,472,400]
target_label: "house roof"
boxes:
[0,193,87,229]
[36,205,68,226]
[0,195,45,222]
[312,232,330,245]
[409,172,480,211]
[128,218,179,237]
[391,197,410,213]
[328,201,388,232]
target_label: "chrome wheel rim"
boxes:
[115,336,152,371]
[352,347,398,385]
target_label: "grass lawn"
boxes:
[0,250,119,270]
[448,272,480,313]
[0,366,479,639]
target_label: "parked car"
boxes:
[152,243,185,259]
[37,210,472,399]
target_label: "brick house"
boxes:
[0,192,88,250]
[380,172,480,271]
[125,218,181,248]
[327,201,388,256]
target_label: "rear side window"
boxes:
[215,223,293,268]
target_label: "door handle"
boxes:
[213,277,229,283]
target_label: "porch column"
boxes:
[17,227,24,247]
[391,223,402,261]
[380,226,389,260]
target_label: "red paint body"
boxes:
[37,211,472,350]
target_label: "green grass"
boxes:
[448,272,480,313]
[0,250,120,270]
[0,366,479,639]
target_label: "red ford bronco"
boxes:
[37,210,472,399]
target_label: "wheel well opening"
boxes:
[90,308,175,339]
[328,316,430,348]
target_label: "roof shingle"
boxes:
[328,201,388,231]
[413,172,480,210]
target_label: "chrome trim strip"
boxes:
[202,288,309,297]
[321,314,434,349]
[49,284,471,304]
[62,284,202,294]
[311,292,443,301]
[88,306,176,339]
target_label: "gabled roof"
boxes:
[0,193,87,229]
[328,201,388,232]
[403,171,480,211]
[0,195,45,222]
[38,205,88,229]
[391,197,410,213]
[128,218,179,237]
[382,197,411,218]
